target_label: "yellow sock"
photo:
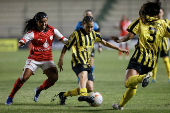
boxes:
[63,88,79,97]
[152,64,157,80]
[126,74,145,87]
[163,57,170,79]
[119,86,137,107]
[80,88,88,96]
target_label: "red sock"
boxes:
[125,43,129,56]
[38,79,54,92]
[9,78,24,98]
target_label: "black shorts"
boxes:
[160,50,169,57]
[127,59,153,75]
[72,64,94,81]
[91,47,95,57]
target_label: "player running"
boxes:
[5,12,68,105]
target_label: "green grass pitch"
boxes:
[0,49,170,113]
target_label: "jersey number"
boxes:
[147,27,157,43]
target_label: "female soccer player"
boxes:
[110,0,170,110]
[5,12,68,105]
[52,16,128,105]
[152,8,170,83]
[75,10,102,82]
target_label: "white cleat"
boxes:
[142,71,153,87]
[112,104,124,110]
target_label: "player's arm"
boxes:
[58,45,67,72]
[100,39,129,54]
[110,32,134,43]
[54,29,68,44]
[18,31,34,47]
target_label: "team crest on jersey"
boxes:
[43,39,49,48]
[50,35,53,40]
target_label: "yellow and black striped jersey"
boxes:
[65,28,102,68]
[127,18,170,68]
[159,18,170,53]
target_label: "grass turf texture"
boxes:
[0,49,170,113]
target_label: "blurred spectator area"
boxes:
[0,0,170,39]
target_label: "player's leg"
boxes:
[112,61,153,110]
[34,61,58,102]
[118,43,123,59]
[162,56,170,82]
[5,68,33,105]
[152,63,157,82]
[125,42,129,59]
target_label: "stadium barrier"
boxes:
[0,39,18,52]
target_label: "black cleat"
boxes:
[51,92,67,105]
[142,72,153,87]
[78,96,94,103]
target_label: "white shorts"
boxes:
[24,59,56,74]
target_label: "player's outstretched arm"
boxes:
[58,46,67,72]
[100,40,129,54]
[110,32,134,43]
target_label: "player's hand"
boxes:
[110,36,121,43]
[18,41,25,47]
[58,60,63,72]
[119,48,129,55]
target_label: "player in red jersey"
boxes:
[5,12,68,105]
[114,15,132,59]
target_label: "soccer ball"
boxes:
[89,92,103,107]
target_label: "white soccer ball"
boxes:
[89,92,103,107]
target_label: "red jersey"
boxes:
[120,20,131,36]
[19,25,66,61]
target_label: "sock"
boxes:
[125,42,129,56]
[91,65,95,73]
[63,88,79,97]
[119,86,137,107]
[152,64,157,80]
[38,79,55,92]
[9,78,24,98]
[79,88,88,96]
[126,74,145,87]
[163,57,170,79]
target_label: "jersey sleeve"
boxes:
[94,31,102,42]
[19,31,34,44]
[127,18,140,35]
[54,29,68,44]
[65,32,76,50]
[163,23,170,38]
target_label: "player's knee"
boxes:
[87,87,93,93]
[52,74,58,83]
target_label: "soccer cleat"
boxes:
[5,97,13,105]
[33,87,40,102]
[78,96,94,103]
[112,104,124,110]
[142,72,153,87]
[52,92,67,105]
[151,79,156,83]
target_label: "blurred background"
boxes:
[0,0,170,51]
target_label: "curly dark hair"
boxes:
[22,12,48,34]
[139,0,161,23]
[82,16,94,24]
